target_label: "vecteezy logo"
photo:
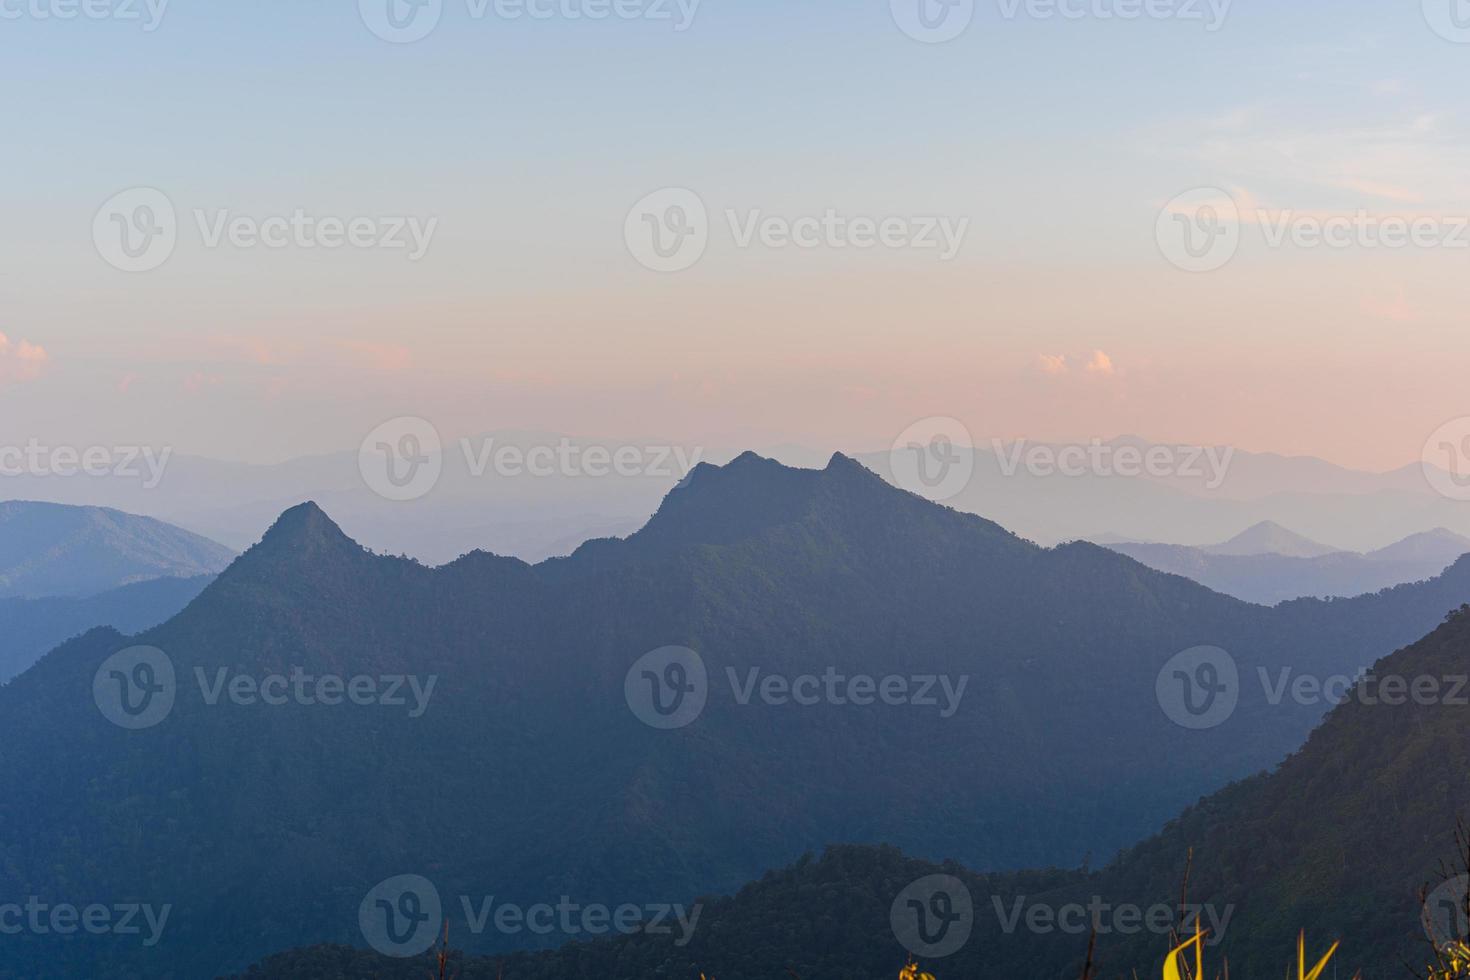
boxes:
[889,417,975,502]
[624,188,709,273]
[1424,874,1470,948]
[93,188,177,273]
[1422,417,1470,501]
[1156,188,1241,273]
[890,874,974,959]
[624,646,709,729]
[1423,0,1470,43]
[890,0,975,42]
[1156,645,1238,730]
[359,416,444,502]
[359,874,443,957]
[359,0,443,42]
[93,646,176,729]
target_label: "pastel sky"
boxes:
[2,0,1467,469]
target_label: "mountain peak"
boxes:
[231,502,368,575]
[1368,528,1470,564]
[1204,520,1339,558]
[259,501,345,544]
[580,450,904,562]
[823,451,871,476]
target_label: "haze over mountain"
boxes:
[4,453,1470,977]
[1198,521,1341,558]
[2,433,1464,565]
[0,432,691,565]
[1370,528,1470,564]
[857,439,1470,554]
[0,574,212,683]
[240,605,1470,979]
[1104,525,1470,606]
[0,501,233,598]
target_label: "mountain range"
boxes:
[3,454,1470,977]
[854,438,1470,554]
[0,500,233,598]
[237,603,1470,978]
[1102,522,1470,605]
[2,432,1466,564]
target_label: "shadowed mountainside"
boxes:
[0,574,213,683]
[237,607,1470,978]
[4,454,1470,977]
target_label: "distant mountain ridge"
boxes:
[0,500,233,598]
[4,454,1470,976]
[1199,520,1341,558]
[0,574,212,683]
[1369,527,1470,564]
[1102,524,1470,605]
[2,432,1467,563]
[855,438,1470,553]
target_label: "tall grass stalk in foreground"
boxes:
[428,922,460,980]
[1420,821,1470,979]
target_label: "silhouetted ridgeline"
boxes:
[3,455,1470,977]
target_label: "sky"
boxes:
[1,0,1468,470]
